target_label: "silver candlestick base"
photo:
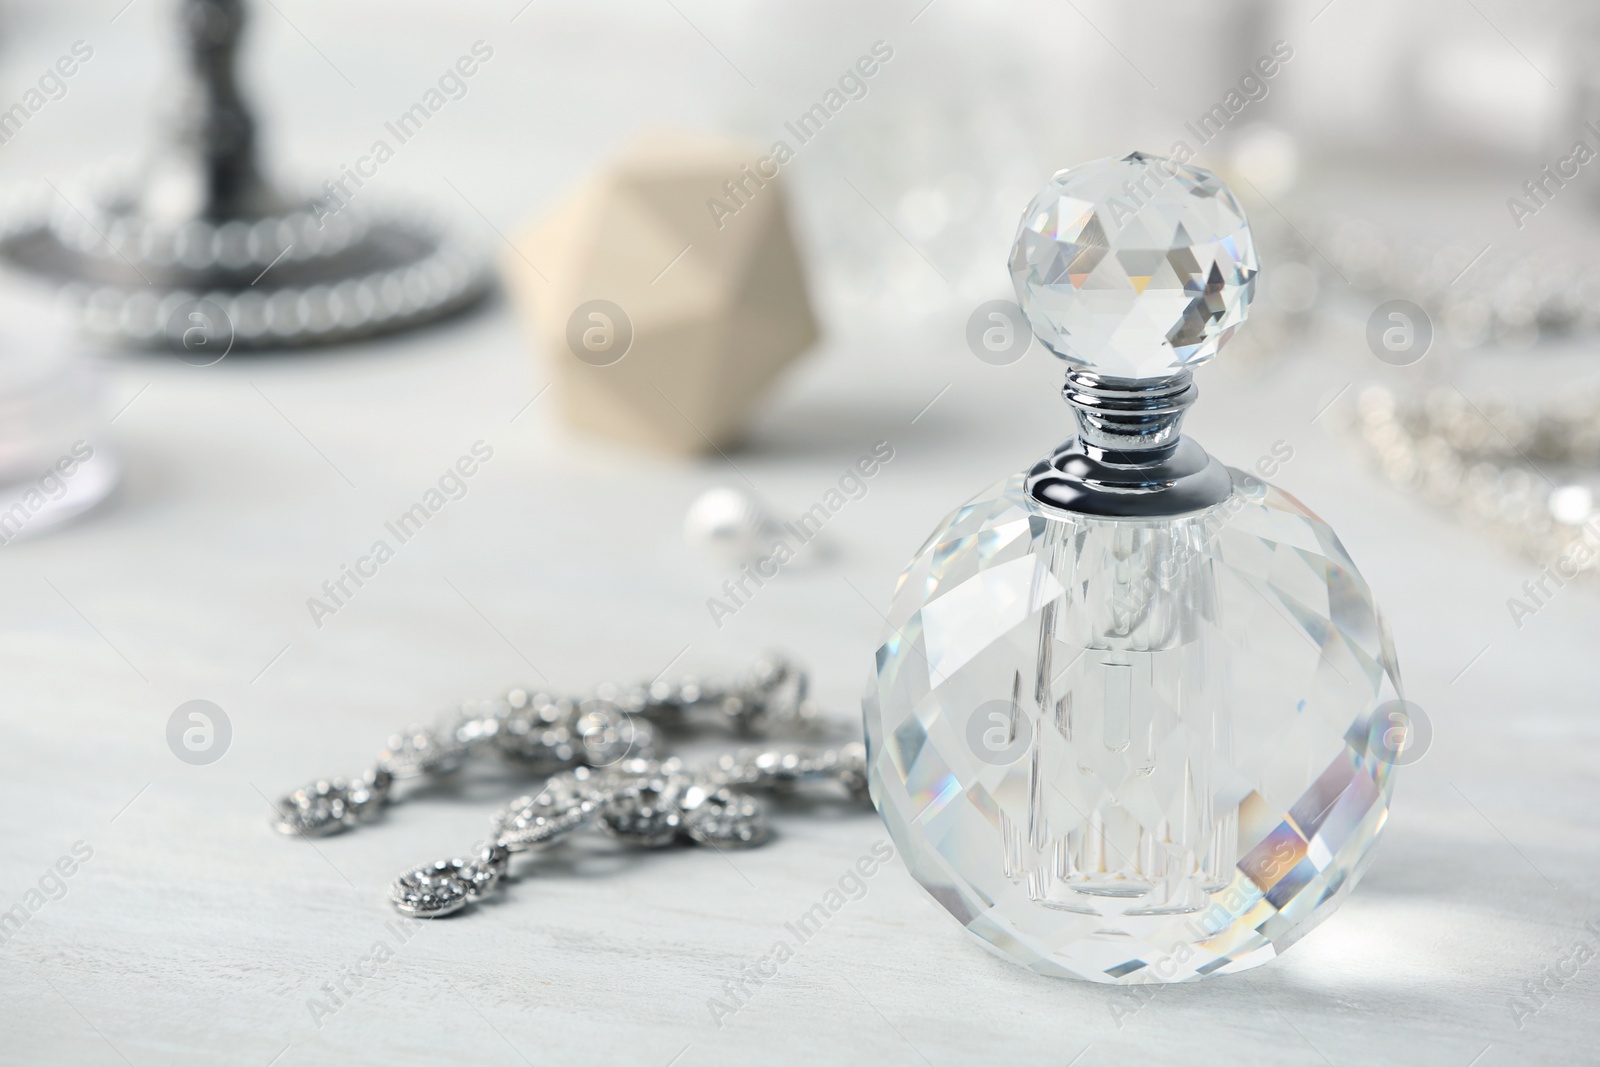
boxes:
[0,0,487,350]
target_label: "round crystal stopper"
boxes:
[1009,152,1258,380]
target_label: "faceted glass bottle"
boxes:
[864,154,1403,983]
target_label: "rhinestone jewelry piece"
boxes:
[681,786,768,848]
[491,769,608,852]
[377,724,470,779]
[269,655,805,838]
[390,747,858,917]
[272,770,391,838]
[271,655,869,918]
[598,774,688,847]
[391,851,507,919]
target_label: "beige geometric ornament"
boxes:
[504,130,819,454]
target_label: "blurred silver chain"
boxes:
[1312,215,1600,349]
[270,653,869,917]
[1356,385,1600,575]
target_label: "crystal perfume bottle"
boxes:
[864,153,1403,984]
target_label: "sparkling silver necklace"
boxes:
[270,654,867,917]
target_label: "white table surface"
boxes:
[3,2,1599,1065]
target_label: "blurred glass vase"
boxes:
[864,154,1405,983]
[0,289,119,543]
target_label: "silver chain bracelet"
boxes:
[269,653,869,917]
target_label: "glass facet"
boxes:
[1009,153,1258,379]
[864,471,1401,983]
